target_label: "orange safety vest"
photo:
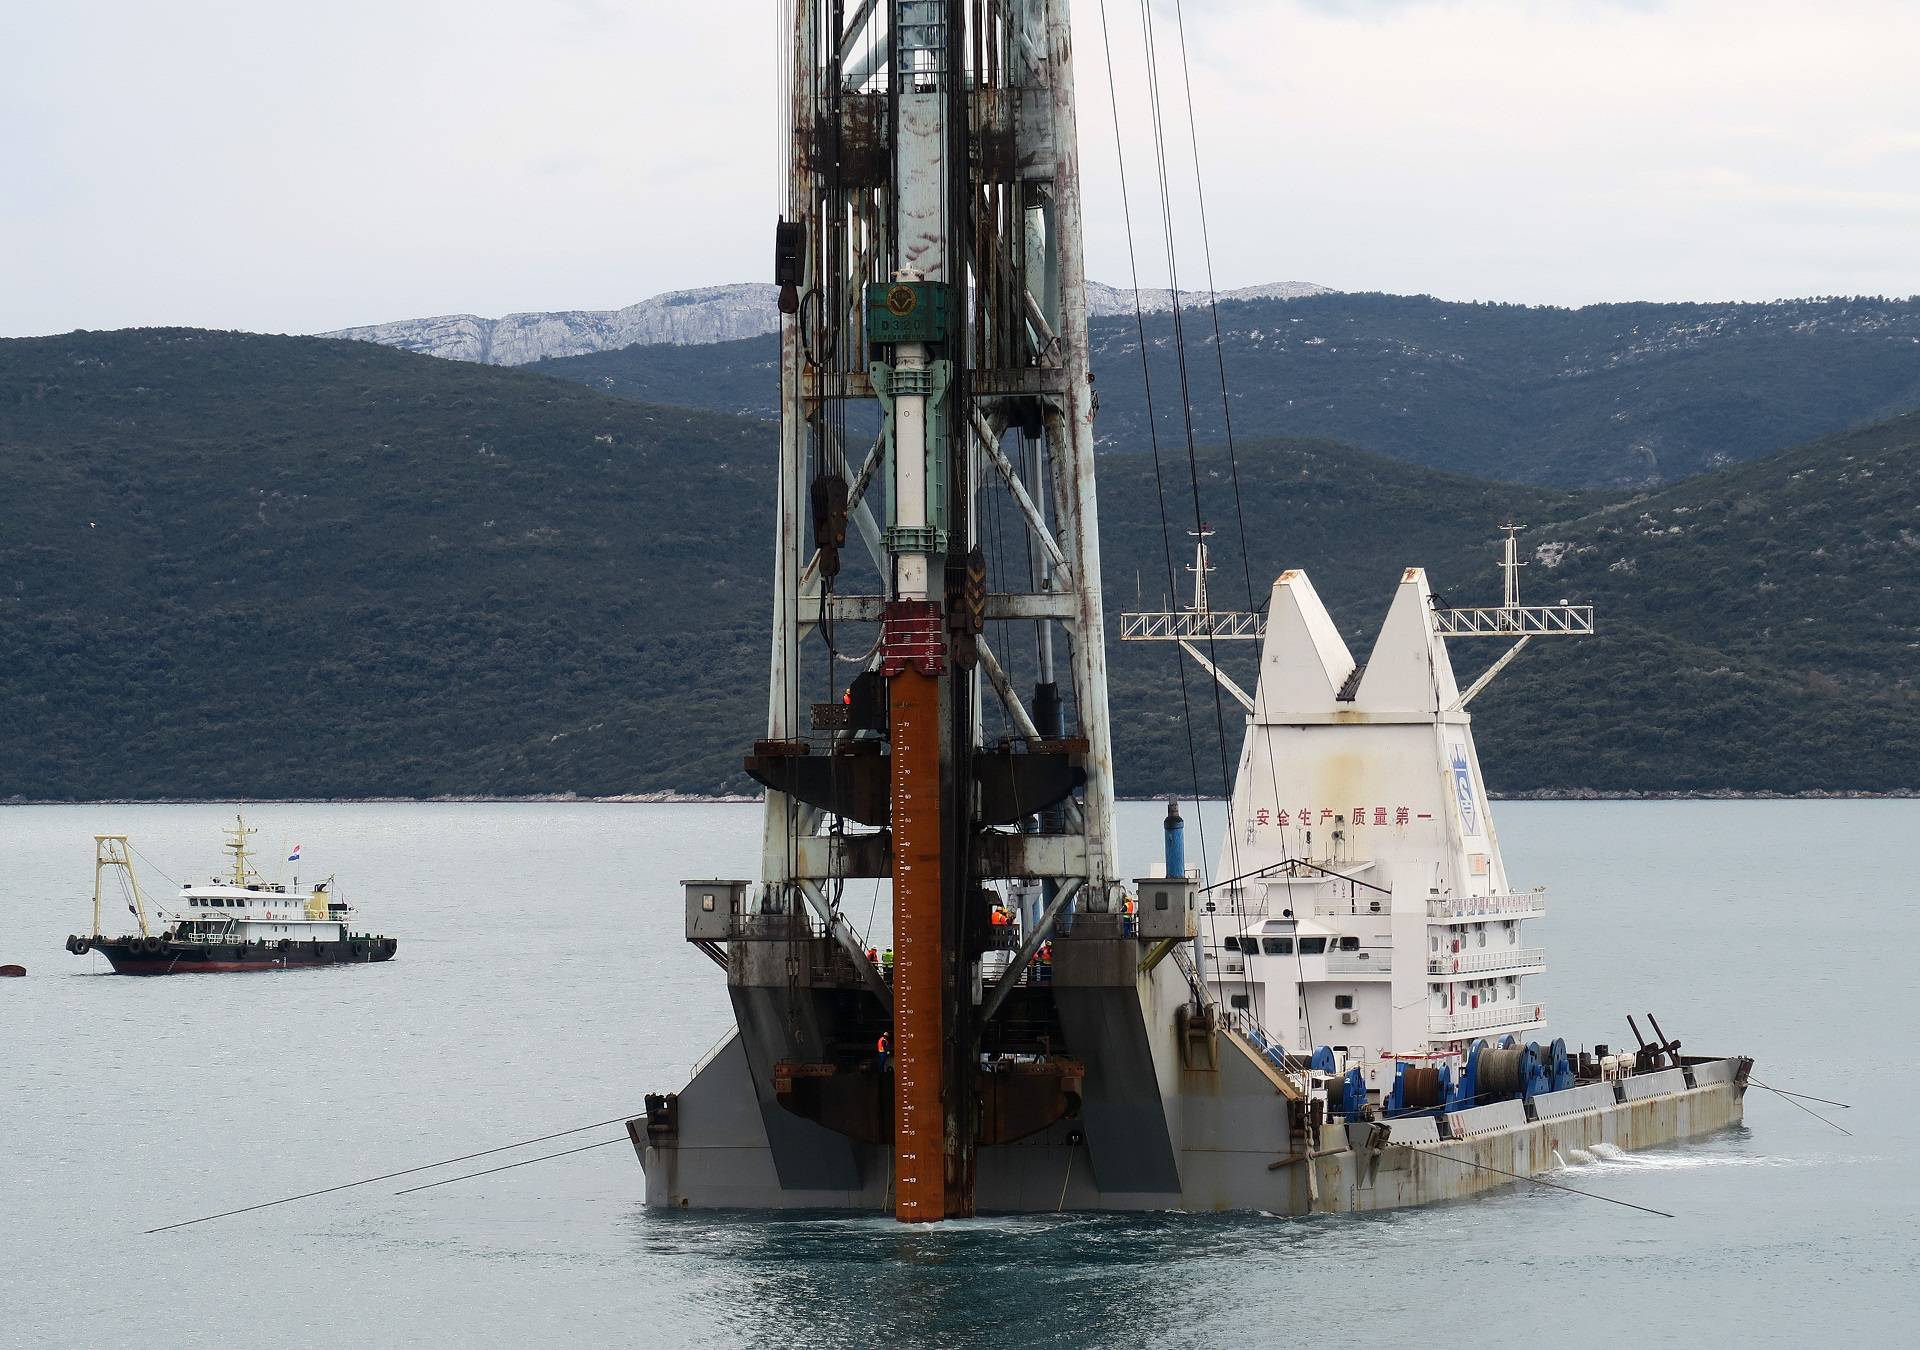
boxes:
[876,1033,889,1054]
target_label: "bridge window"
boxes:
[1298,937,1327,955]
[1262,937,1292,955]
[1338,936,1359,951]
[1334,994,1353,1010]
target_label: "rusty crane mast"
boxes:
[751,0,1115,1221]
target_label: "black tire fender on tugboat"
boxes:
[142,936,163,956]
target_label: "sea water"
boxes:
[2,800,1914,1348]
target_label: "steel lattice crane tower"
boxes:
[747,0,1114,1220]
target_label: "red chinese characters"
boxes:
[1252,806,1415,827]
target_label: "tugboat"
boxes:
[66,817,397,975]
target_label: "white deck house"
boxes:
[1124,532,1589,1093]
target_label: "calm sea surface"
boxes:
[3,800,1914,1348]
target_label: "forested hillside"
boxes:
[1093,416,1920,796]
[2,329,1913,799]
[534,292,1920,487]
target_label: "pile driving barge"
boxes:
[67,817,397,975]
[629,0,1750,1219]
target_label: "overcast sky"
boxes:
[4,0,1916,339]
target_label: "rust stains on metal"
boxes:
[977,1057,1084,1145]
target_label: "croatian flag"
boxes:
[288,844,302,862]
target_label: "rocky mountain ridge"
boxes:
[321,279,1334,366]
[531,291,1920,485]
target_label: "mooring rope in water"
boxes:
[1750,1079,1851,1110]
[1421,1150,1676,1219]
[145,1112,639,1233]
[394,1137,628,1195]
[1749,1080,1853,1136]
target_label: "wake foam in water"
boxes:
[1550,1140,1797,1173]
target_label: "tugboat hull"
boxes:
[68,934,397,975]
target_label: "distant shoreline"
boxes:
[4,789,1914,806]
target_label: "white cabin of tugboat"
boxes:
[168,879,350,945]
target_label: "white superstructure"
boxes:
[169,879,349,944]
[1200,565,1550,1090]
[162,815,354,945]
[1125,529,1593,1097]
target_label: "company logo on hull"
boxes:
[1450,743,1478,836]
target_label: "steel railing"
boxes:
[1429,1003,1546,1036]
[1427,946,1546,976]
[1426,892,1548,921]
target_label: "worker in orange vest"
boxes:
[989,905,1013,948]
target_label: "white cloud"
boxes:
[1,0,1916,338]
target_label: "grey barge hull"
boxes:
[630,944,1750,1215]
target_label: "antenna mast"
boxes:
[1187,523,1215,614]
[223,814,257,887]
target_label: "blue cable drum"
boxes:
[1546,1037,1575,1091]
[1386,1061,1450,1116]
[1451,1039,1489,1109]
[1520,1042,1551,1098]
[1310,1045,1337,1074]
[1497,1034,1517,1050]
[1337,1066,1369,1120]
[1386,1061,1411,1114]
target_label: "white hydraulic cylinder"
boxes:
[892,330,932,601]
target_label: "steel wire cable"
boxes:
[1094,0,1214,921]
[1132,0,1257,1021]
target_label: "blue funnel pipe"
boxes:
[1164,801,1185,878]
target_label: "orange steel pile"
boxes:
[888,667,945,1220]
